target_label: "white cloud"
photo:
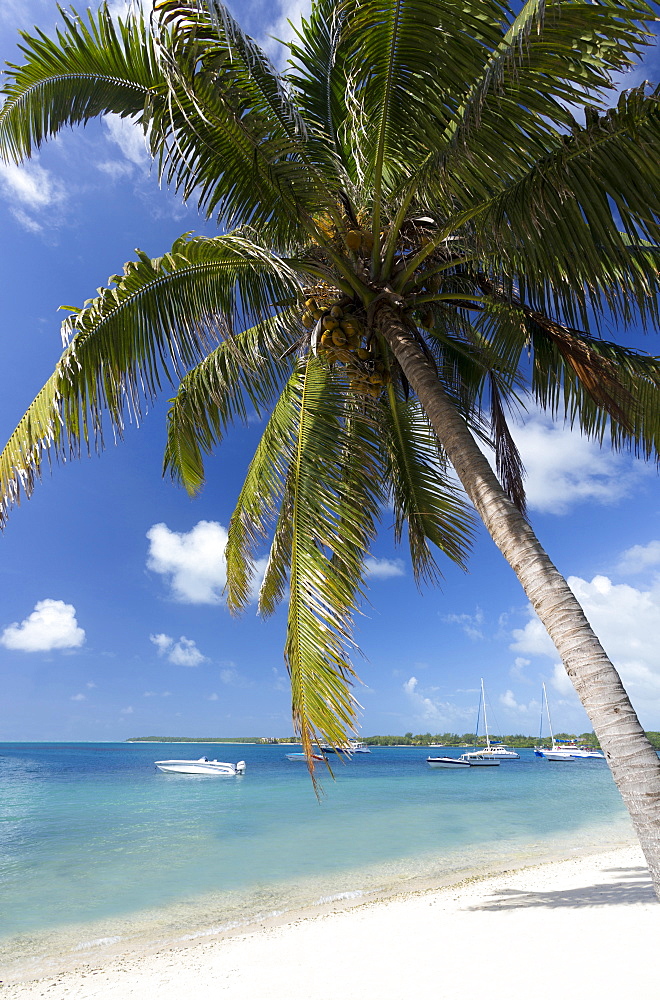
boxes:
[499,690,540,716]
[120,706,134,715]
[0,160,67,232]
[364,557,405,579]
[96,160,135,181]
[510,656,530,681]
[208,692,219,701]
[103,113,150,167]
[71,693,86,702]
[260,0,311,64]
[616,540,660,576]
[147,521,267,604]
[442,608,484,640]
[510,573,660,723]
[403,676,473,726]
[86,681,97,689]
[149,632,207,667]
[147,521,229,604]
[1,599,85,653]
[487,413,647,515]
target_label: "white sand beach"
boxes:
[5,843,658,1000]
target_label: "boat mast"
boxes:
[542,682,556,750]
[481,678,491,751]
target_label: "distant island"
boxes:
[128,732,660,748]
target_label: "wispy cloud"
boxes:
[364,556,405,580]
[0,160,67,232]
[150,632,208,667]
[616,540,660,576]
[1,599,85,653]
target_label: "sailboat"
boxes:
[533,683,606,759]
[458,679,518,765]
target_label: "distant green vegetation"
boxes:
[127,732,660,748]
[126,736,278,743]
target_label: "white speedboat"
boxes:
[427,756,471,769]
[285,752,326,762]
[155,757,246,775]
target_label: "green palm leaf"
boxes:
[0,6,163,161]
[0,233,302,524]
[380,392,474,584]
[164,312,299,494]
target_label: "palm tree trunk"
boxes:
[377,304,660,898]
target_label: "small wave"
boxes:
[313,889,367,905]
[72,936,122,951]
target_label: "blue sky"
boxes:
[1,1,660,742]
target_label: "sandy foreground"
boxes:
[5,844,658,1000]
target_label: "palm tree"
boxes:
[2,0,660,891]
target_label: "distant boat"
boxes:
[319,740,371,754]
[427,756,471,769]
[534,684,605,760]
[155,757,246,775]
[458,679,506,765]
[285,752,326,762]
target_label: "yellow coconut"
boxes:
[332,330,347,346]
[330,305,343,319]
[345,230,362,251]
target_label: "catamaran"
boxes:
[534,684,605,760]
[458,679,517,764]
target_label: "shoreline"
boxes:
[5,836,656,997]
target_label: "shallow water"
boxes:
[0,742,633,979]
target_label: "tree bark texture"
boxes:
[377,304,660,897]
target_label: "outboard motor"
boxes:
[236,760,246,774]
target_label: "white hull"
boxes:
[536,751,575,761]
[459,753,500,766]
[155,758,246,775]
[427,757,471,769]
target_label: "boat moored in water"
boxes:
[427,756,471,769]
[285,752,326,762]
[155,757,246,775]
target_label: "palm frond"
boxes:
[0,233,302,525]
[380,391,474,584]
[0,5,162,162]
[164,311,298,494]
[226,357,382,775]
[150,0,340,242]
[489,375,526,516]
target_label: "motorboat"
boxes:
[534,684,605,760]
[319,739,371,754]
[155,757,246,775]
[285,752,326,762]
[427,756,471,769]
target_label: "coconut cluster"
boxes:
[302,296,390,398]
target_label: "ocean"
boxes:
[0,741,633,981]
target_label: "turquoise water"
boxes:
[0,742,633,979]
